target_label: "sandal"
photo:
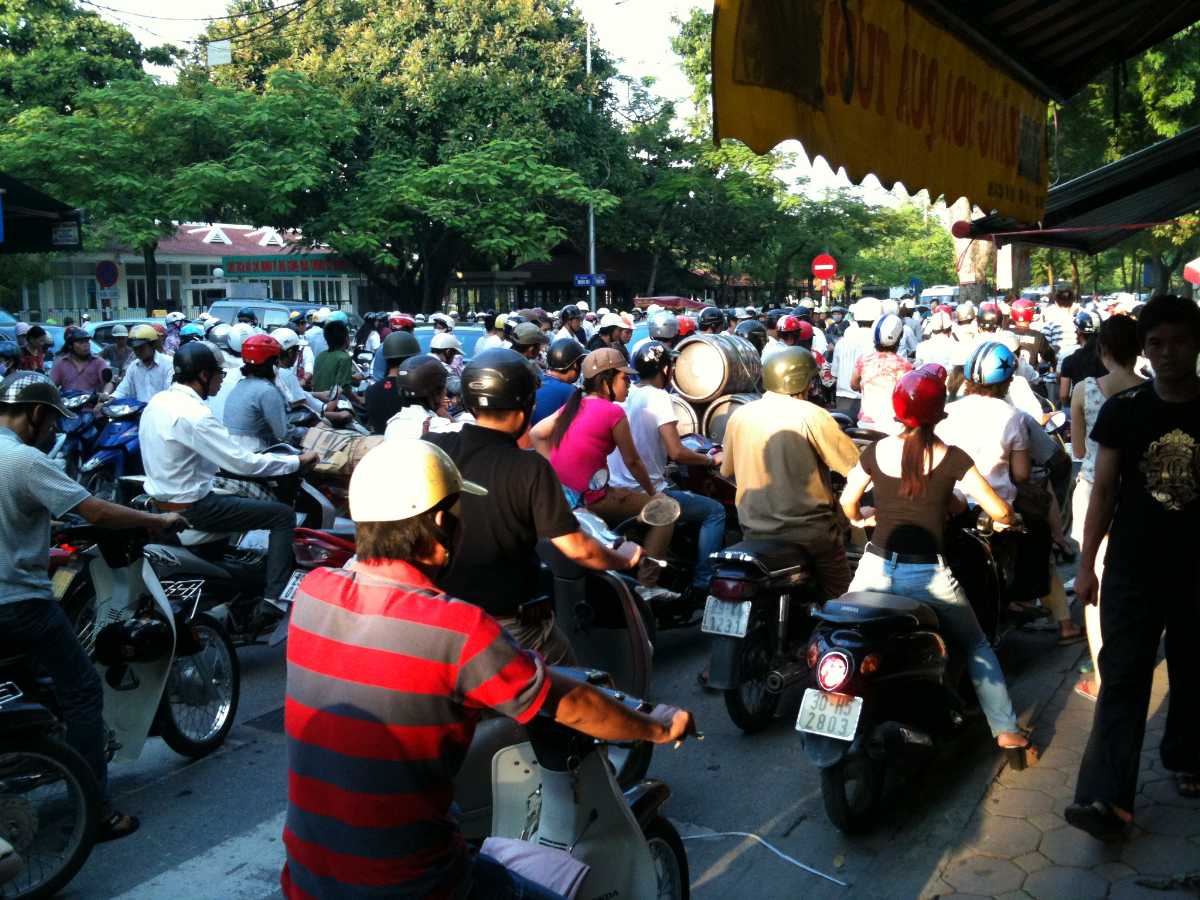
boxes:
[1065,800,1129,841]
[1174,772,1200,799]
[97,811,140,844]
[1057,630,1086,647]
[1074,678,1099,702]
[998,733,1040,771]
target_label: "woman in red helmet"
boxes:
[223,333,305,455]
[839,365,1033,756]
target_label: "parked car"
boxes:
[0,309,17,326]
[85,317,165,345]
[413,325,487,357]
[41,326,104,361]
[208,299,362,331]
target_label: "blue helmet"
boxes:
[965,341,1017,385]
[327,310,349,324]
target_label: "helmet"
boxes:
[676,315,697,338]
[955,301,977,324]
[327,310,348,325]
[965,341,1018,385]
[461,348,538,411]
[151,323,167,340]
[227,322,257,354]
[596,307,610,317]
[288,309,304,323]
[128,324,159,348]
[978,302,1002,331]
[430,332,463,353]
[63,326,90,346]
[1074,310,1100,334]
[1010,298,1036,325]
[792,304,812,321]
[547,337,587,372]
[414,313,427,323]
[935,304,955,316]
[927,310,953,334]
[110,324,129,338]
[172,341,223,380]
[389,313,416,331]
[762,346,817,395]
[733,307,750,321]
[881,299,900,316]
[576,300,589,311]
[632,340,675,379]
[648,311,679,341]
[598,312,624,331]
[236,307,259,326]
[0,371,74,417]
[165,311,186,326]
[205,322,232,350]
[734,319,768,352]
[893,366,948,429]
[398,354,449,403]
[179,323,205,343]
[430,312,454,330]
[350,440,486,522]
[620,312,634,330]
[698,307,725,330]
[764,308,783,329]
[776,314,804,336]
[510,322,548,348]
[873,313,905,349]
[798,298,816,311]
[502,314,526,341]
[853,297,882,323]
[382,330,421,363]
[270,327,300,352]
[241,333,282,366]
[480,311,500,331]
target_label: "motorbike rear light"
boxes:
[860,654,881,676]
[806,641,820,670]
[816,651,852,692]
[709,578,754,600]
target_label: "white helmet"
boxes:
[430,332,462,352]
[227,322,257,353]
[350,440,487,522]
[797,298,816,310]
[576,300,589,311]
[165,311,186,326]
[880,298,900,316]
[927,310,953,334]
[873,313,905,349]
[646,303,662,316]
[415,313,427,323]
[430,312,454,330]
[648,311,679,340]
[853,297,883,323]
[314,307,332,323]
[270,327,300,352]
[597,307,610,317]
[599,312,625,330]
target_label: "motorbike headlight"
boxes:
[103,402,138,418]
[64,394,90,409]
[79,455,106,473]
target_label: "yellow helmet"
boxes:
[350,440,486,522]
[762,346,817,396]
[128,324,159,346]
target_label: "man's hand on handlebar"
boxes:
[613,540,644,571]
[648,704,700,747]
[152,513,188,535]
[297,450,321,472]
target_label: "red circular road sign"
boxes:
[811,253,838,279]
[95,260,119,288]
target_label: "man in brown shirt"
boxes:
[721,347,860,598]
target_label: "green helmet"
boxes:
[382,330,420,363]
[762,346,817,396]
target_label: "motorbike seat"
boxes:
[716,539,813,575]
[817,591,939,628]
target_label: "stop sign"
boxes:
[811,253,838,279]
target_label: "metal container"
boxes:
[671,393,701,438]
[671,333,762,403]
[702,392,761,443]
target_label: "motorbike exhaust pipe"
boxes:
[766,661,808,693]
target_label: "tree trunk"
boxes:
[1070,254,1080,298]
[646,247,661,296]
[143,245,160,309]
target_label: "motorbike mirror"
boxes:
[587,468,610,492]
[638,494,681,528]
[573,508,620,546]
[356,352,373,365]
[1043,410,1067,432]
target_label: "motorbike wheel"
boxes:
[820,752,886,834]
[81,470,118,504]
[0,734,100,900]
[642,815,690,900]
[156,615,240,759]
[723,627,779,734]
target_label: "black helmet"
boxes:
[461,348,538,411]
[734,319,768,353]
[978,303,1002,331]
[764,308,783,328]
[398,354,448,404]
[792,305,812,322]
[173,341,222,381]
[502,314,526,342]
[547,337,586,372]
[698,306,726,330]
[382,330,420,363]
[480,310,499,331]
[236,307,259,326]
[632,340,675,379]
[1074,310,1100,335]
[560,304,583,323]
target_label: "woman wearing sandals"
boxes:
[1068,315,1144,702]
[839,364,1035,762]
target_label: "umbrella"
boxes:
[1184,256,1200,285]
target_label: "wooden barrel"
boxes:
[671,393,701,438]
[671,333,762,403]
[702,392,760,443]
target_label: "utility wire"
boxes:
[76,0,307,24]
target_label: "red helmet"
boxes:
[241,333,282,365]
[935,304,955,316]
[151,323,167,339]
[676,316,697,338]
[1010,298,1036,325]
[389,313,415,331]
[892,366,948,429]
[776,314,802,335]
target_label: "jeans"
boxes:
[665,488,726,589]
[185,491,296,599]
[849,551,1020,736]
[0,599,110,812]
[468,854,567,900]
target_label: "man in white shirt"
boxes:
[915,310,957,369]
[554,305,589,345]
[607,341,726,601]
[831,297,881,416]
[139,343,318,624]
[110,324,172,402]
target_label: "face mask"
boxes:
[431,505,464,577]
[32,410,59,453]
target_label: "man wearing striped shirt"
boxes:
[282,440,695,900]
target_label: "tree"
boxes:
[0,72,354,305]
[850,204,957,288]
[0,0,176,118]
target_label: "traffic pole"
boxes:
[586,24,597,311]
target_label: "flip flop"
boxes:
[1065,801,1128,842]
[1057,631,1087,647]
[97,812,140,844]
[1174,772,1200,799]
[1074,678,1099,702]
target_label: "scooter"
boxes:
[78,398,145,501]
[48,390,100,478]
[0,681,101,900]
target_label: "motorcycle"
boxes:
[47,390,100,479]
[0,681,101,900]
[798,511,1028,833]
[78,398,146,502]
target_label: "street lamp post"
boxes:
[586,23,597,311]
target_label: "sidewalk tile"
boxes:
[1109,875,1184,899]
[997,767,1066,793]
[1135,803,1200,837]
[996,892,1034,900]
[986,787,1054,818]
[1028,812,1067,833]
[1120,833,1199,875]
[1038,826,1123,867]
[943,856,1025,895]
[1022,866,1108,899]
[1012,851,1051,874]
[1142,778,1200,808]
[1091,862,1136,882]
[958,817,1041,859]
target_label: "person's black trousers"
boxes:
[185,492,296,600]
[1075,561,1200,813]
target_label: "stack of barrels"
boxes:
[669,333,762,443]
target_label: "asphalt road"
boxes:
[60,605,1081,900]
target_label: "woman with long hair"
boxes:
[839,365,1033,757]
[529,348,672,583]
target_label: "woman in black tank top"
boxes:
[838,366,1032,753]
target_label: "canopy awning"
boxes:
[1184,256,1200,286]
[962,124,1200,254]
[712,0,1200,223]
[0,172,83,254]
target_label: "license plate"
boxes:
[279,570,306,603]
[796,688,863,742]
[701,597,752,637]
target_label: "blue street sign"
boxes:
[574,273,607,288]
[908,276,923,293]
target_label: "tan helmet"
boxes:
[762,346,817,396]
[350,440,486,523]
[128,324,159,347]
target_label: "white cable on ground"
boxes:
[680,831,849,887]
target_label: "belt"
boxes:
[153,500,194,512]
[865,543,943,566]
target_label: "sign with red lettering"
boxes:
[219,254,353,276]
[712,0,1049,223]
[811,254,837,279]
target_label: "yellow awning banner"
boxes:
[712,0,1049,223]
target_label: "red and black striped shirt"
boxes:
[281,560,550,899]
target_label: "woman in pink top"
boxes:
[531,348,672,583]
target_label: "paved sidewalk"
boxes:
[920,655,1199,900]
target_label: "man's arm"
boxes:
[1075,445,1119,606]
[659,423,717,468]
[550,529,641,572]
[546,670,693,745]
[188,413,309,477]
[111,368,134,400]
[75,496,185,533]
[812,410,860,476]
